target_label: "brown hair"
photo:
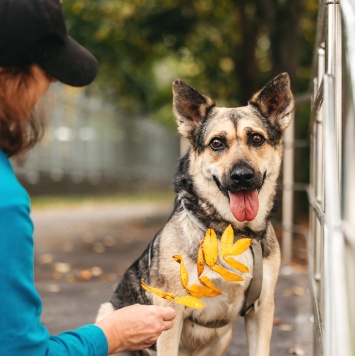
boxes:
[0,65,46,158]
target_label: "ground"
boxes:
[33,200,313,355]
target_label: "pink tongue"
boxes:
[229,190,259,222]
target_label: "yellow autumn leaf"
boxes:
[220,225,234,257]
[224,256,249,273]
[229,238,252,256]
[173,255,189,289]
[197,240,205,277]
[211,265,244,282]
[141,280,175,300]
[204,228,218,267]
[199,275,224,294]
[186,283,222,298]
[175,295,204,309]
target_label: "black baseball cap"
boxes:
[0,0,98,87]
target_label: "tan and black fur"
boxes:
[96,73,294,356]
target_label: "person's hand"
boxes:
[95,304,176,354]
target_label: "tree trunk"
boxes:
[235,2,260,104]
[259,0,305,87]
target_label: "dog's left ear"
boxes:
[172,79,215,138]
[249,72,294,131]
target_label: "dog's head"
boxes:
[172,73,294,226]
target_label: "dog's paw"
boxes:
[95,302,115,322]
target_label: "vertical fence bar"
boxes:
[341,0,355,350]
[281,114,294,268]
[323,74,350,356]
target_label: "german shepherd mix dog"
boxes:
[96,73,294,356]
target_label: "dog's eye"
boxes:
[210,138,225,150]
[250,134,265,146]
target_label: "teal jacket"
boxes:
[0,150,108,355]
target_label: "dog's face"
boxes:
[172,73,294,227]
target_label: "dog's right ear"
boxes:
[172,79,215,138]
[249,72,294,131]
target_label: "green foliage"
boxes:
[62,0,318,124]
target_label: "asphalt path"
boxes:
[32,201,313,356]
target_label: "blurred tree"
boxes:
[62,0,318,124]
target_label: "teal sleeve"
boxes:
[47,325,108,355]
[0,150,108,356]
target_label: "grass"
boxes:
[31,190,175,210]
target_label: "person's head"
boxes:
[0,0,99,157]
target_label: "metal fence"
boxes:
[13,84,180,190]
[308,0,355,355]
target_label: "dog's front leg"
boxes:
[244,297,275,356]
[155,306,184,356]
[244,256,280,356]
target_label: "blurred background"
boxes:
[15,0,317,229]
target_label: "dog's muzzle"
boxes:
[213,163,264,222]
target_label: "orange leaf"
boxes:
[197,240,205,277]
[199,275,224,294]
[204,228,218,267]
[173,255,189,289]
[220,225,234,257]
[141,280,175,300]
[175,296,204,309]
[224,257,249,273]
[186,283,222,298]
[211,265,244,282]
[229,238,252,256]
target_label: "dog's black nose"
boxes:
[230,165,254,184]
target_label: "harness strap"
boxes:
[240,239,263,317]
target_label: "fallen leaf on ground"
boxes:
[279,324,294,331]
[54,262,71,274]
[289,347,305,355]
[273,317,282,325]
[103,235,116,247]
[292,287,305,296]
[47,284,60,293]
[93,242,106,253]
[90,266,103,277]
[282,288,293,297]
[39,253,54,264]
[78,269,92,281]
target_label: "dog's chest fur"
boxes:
[156,210,254,325]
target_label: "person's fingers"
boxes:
[162,320,174,331]
[160,306,176,321]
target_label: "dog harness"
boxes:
[239,239,263,316]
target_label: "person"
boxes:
[0,0,176,355]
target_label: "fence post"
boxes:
[281,113,294,268]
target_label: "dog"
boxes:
[96,73,294,356]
